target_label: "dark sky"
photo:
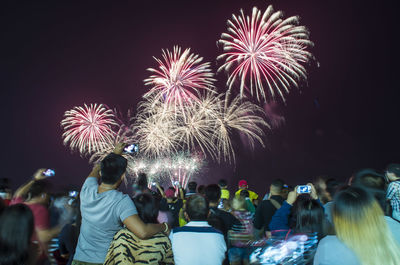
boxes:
[1,0,398,195]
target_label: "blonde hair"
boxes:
[333,187,400,265]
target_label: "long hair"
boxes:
[133,193,159,224]
[333,187,400,265]
[291,194,327,239]
[0,204,34,265]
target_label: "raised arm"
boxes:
[13,169,46,198]
[123,214,169,239]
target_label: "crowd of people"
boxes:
[1,144,400,265]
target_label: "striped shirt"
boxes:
[387,181,400,212]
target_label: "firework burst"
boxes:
[218,5,313,102]
[144,46,216,112]
[61,104,117,155]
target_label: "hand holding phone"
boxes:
[296,185,311,194]
[42,169,55,177]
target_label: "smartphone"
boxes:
[173,181,180,187]
[151,182,157,187]
[69,191,78,197]
[43,169,55,177]
[297,185,311,194]
[123,144,139,155]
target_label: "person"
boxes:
[239,190,255,213]
[10,169,62,263]
[170,194,226,265]
[157,184,184,228]
[205,184,241,239]
[386,163,400,221]
[228,197,255,265]
[254,179,286,236]
[219,179,230,200]
[269,184,329,240]
[322,178,342,223]
[58,198,81,265]
[314,187,400,265]
[0,177,12,206]
[0,204,38,265]
[72,144,169,265]
[197,185,206,195]
[235,180,259,205]
[185,181,197,198]
[104,193,174,265]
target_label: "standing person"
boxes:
[235,180,259,205]
[72,144,169,265]
[185,181,197,198]
[386,164,400,221]
[156,184,184,228]
[253,179,286,236]
[170,195,227,265]
[0,204,37,265]
[104,193,174,265]
[10,169,62,263]
[219,179,230,200]
[314,187,400,265]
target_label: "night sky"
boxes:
[1,0,398,195]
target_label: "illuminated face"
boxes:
[386,172,398,182]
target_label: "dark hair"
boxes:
[136,173,148,191]
[218,179,227,187]
[291,195,327,239]
[204,184,221,203]
[326,178,341,198]
[0,204,34,265]
[133,193,159,224]
[386,164,400,176]
[197,185,205,195]
[270,179,285,192]
[185,195,209,221]
[240,189,250,198]
[188,181,197,192]
[100,153,127,184]
[28,179,51,199]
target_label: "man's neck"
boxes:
[98,183,117,193]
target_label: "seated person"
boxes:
[105,193,173,265]
[170,194,226,265]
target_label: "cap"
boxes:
[238,180,247,187]
[165,188,175,198]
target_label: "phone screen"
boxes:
[297,185,311,194]
[123,144,139,154]
[43,169,55,177]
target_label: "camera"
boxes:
[296,185,311,194]
[123,144,139,155]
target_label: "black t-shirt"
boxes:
[59,223,79,265]
[253,195,285,231]
[160,198,183,228]
[208,207,241,238]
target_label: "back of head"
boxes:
[133,193,159,224]
[292,195,326,238]
[136,173,148,191]
[270,178,285,195]
[188,181,197,192]
[352,169,387,211]
[28,179,51,199]
[100,153,127,185]
[185,194,209,221]
[205,184,221,203]
[218,179,227,188]
[325,178,341,199]
[333,186,400,265]
[240,189,250,198]
[0,204,34,265]
[197,185,205,195]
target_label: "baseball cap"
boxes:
[165,188,175,198]
[238,180,247,187]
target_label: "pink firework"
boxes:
[144,46,216,110]
[218,5,313,102]
[61,103,117,155]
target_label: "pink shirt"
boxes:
[10,197,50,231]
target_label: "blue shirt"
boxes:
[73,177,138,263]
[170,221,227,265]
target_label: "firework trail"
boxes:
[144,46,216,113]
[61,104,117,155]
[218,5,313,102]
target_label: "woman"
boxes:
[0,204,37,265]
[314,186,400,265]
[104,193,173,265]
[269,184,329,240]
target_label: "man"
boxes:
[235,180,259,205]
[11,169,62,263]
[218,179,230,200]
[386,164,400,221]
[185,181,197,198]
[73,144,169,265]
[253,179,285,235]
[205,184,241,238]
[170,194,227,265]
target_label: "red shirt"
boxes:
[10,197,50,231]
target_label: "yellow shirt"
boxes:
[221,188,230,199]
[235,189,259,202]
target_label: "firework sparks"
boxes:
[218,5,313,102]
[61,104,117,155]
[144,46,216,112]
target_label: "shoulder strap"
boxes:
[269,198,282,210]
